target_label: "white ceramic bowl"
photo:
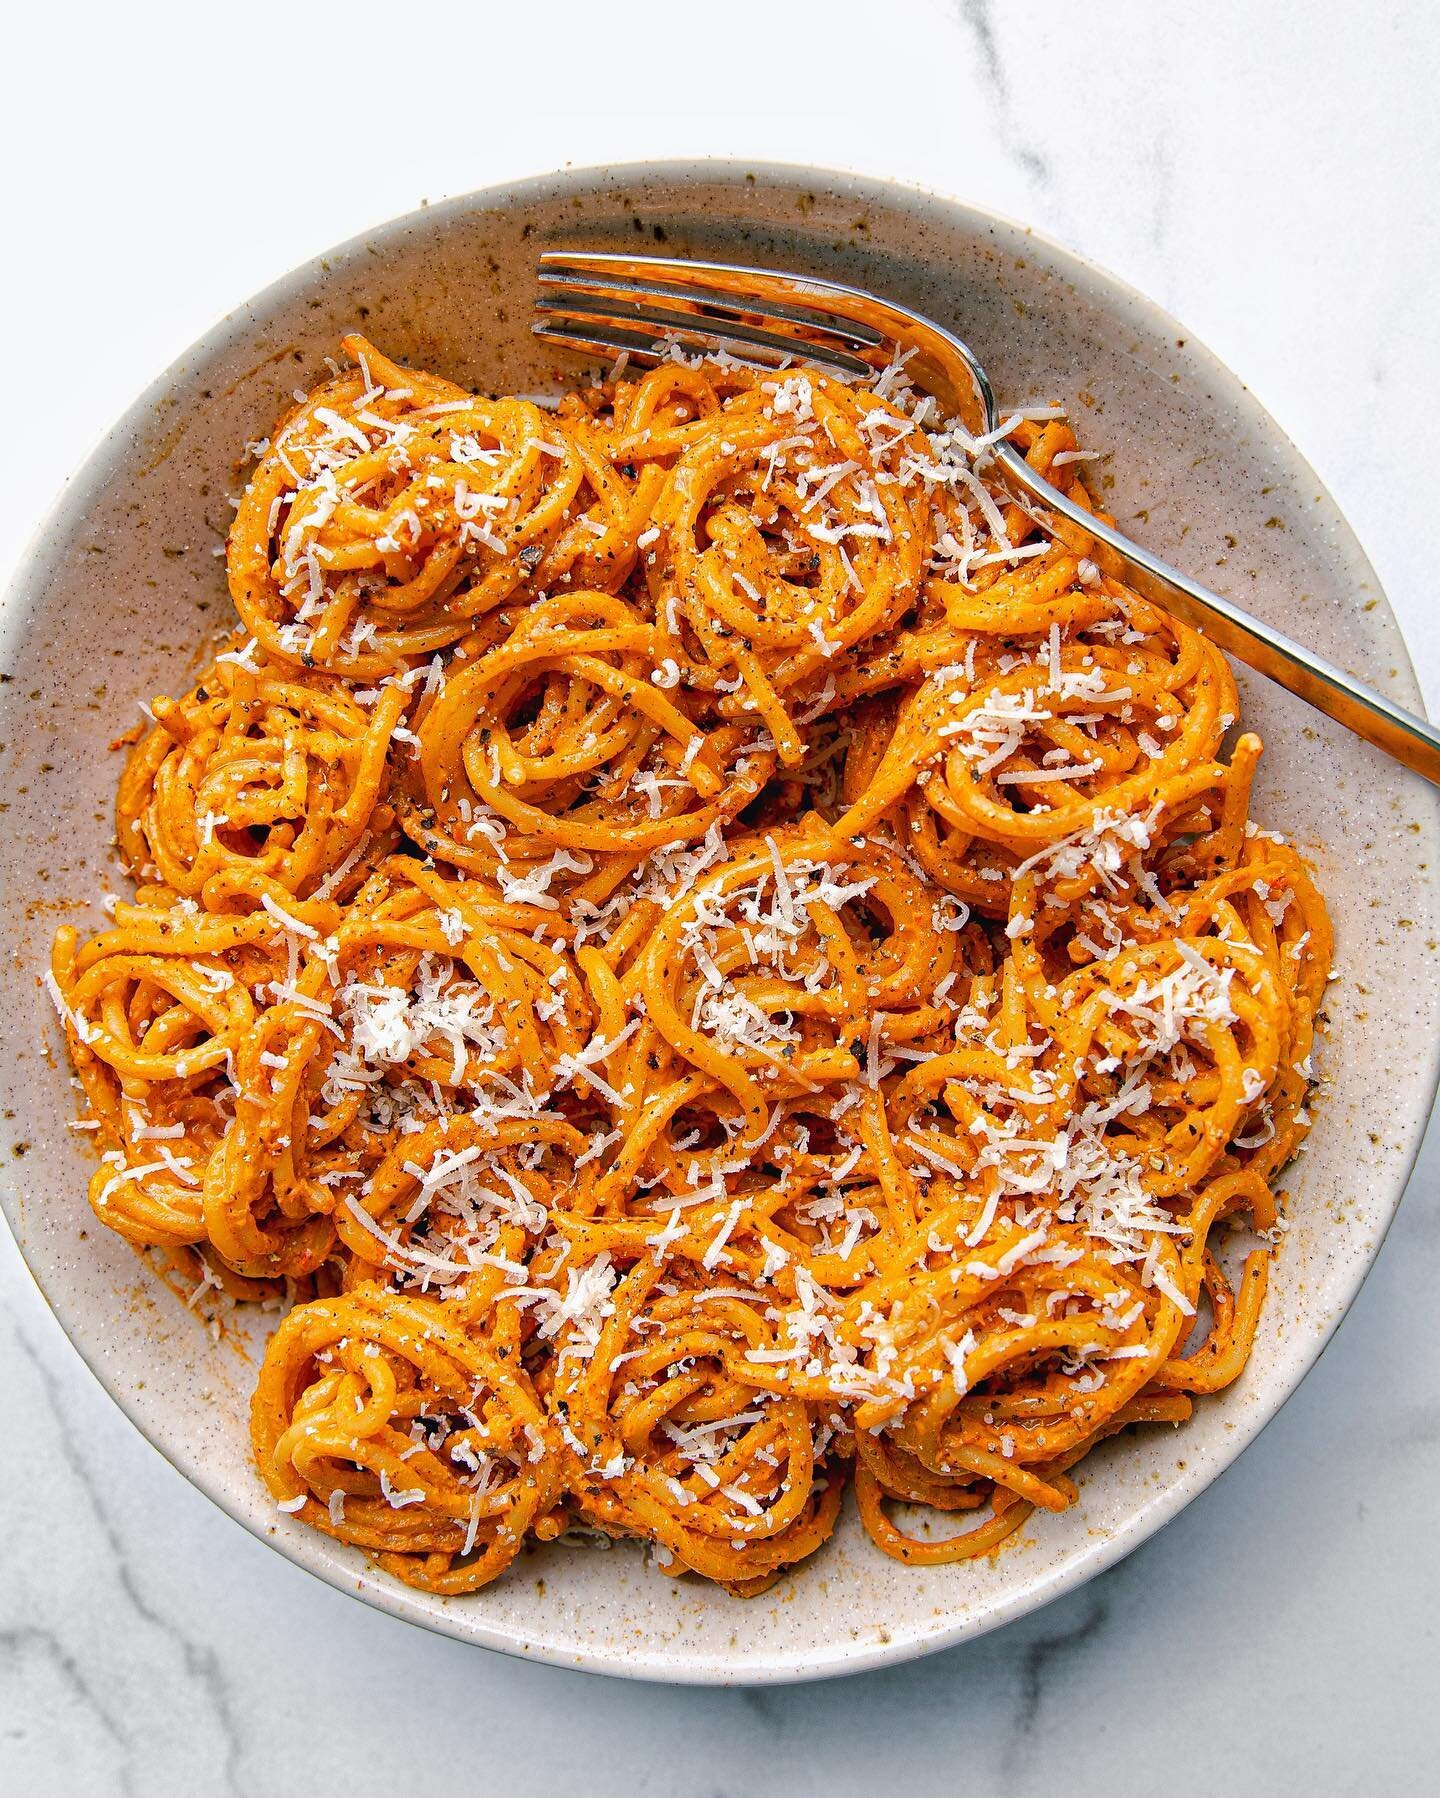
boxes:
[3,162,1437,1684]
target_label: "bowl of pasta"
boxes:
[3,161,1437,1683]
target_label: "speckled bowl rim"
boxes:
[4,158,1438,1685]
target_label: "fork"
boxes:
[533,249,1440,790]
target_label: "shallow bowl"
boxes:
[3,160,1436,1683]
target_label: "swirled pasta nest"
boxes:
[49,335,1331,1596]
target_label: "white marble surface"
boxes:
[3,1,1439,1791]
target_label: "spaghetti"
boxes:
[48,332,1331,1596]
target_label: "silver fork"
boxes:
[533,249,1440,789]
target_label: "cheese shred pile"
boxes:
[48,332,1331,1596]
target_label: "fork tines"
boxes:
[532,251,886,379]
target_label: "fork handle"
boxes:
[991,441,1440,788]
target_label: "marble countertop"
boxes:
[3,2,1438,1791]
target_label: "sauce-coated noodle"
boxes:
[47,336,1330,1595]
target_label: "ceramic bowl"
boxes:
[3,161,1436,1683]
